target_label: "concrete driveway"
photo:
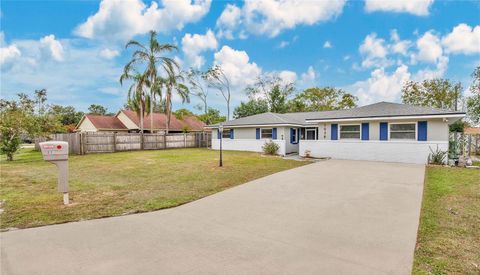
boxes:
[1,160,425,274]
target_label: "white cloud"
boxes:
[349,64,411,105]
[300,66,316,87]
[99,48,120,59]
[40,34,64,61]
[75,0,212,41]
[414,31,443,64]
[216,0,345,38]
[359,33,390,68]
[442,23,480,55]
[390,29,412,56]
[277,70,297,84]
[0,44,21,66]
[365,0,434,16]
[413,56,449,81]
[216,4,242,39]
[278,40,289,48]
[323,41,332,48]
[213,45,261,89]
[181,29,217,69]
[1,36,124,111]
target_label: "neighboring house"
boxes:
[75,115,128,132]
[207,102,465,164]
[75,110,206,133]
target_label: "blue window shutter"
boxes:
[256,128,260,139]
[217,129,221,139]
[230,129,234,139]
[272,128,277,139]
[418,121,427,141]
[361,123,369,140]
[316,127,319,140]
[331,124,338,140]
[380,122,388,140]
[290,128,294,144]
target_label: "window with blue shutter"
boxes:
[418,121,427,141]
[230,129,234,139]
[379,122,388,140]
[272,128,277,139]
[361,123,369,140]
[331,124,338,140]
[256,128,260,139]
[217,129,221,139]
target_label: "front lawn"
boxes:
[0,148,308,230]
[413,166,480,274]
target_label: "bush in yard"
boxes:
[262,140,279,155]
[428,145,447,165]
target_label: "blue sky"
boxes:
[1,0,479,118]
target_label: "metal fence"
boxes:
[35,132,211,155]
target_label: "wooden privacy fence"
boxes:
[35,132,211,155]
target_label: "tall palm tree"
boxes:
[120,70,149,134]
[164,67,190,133]
[124,30,178,132]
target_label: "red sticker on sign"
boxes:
[57,145,62,149]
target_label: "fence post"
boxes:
[140,132,144,150]
[113,132,117,152]
[184,133,187,148]
[164,132,167,149]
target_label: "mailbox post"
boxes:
[39,141,70,205]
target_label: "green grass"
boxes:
[473,160,480,166]
[413,166,480,274]
[0,148,309,230]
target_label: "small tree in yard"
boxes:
[0,99,35,161]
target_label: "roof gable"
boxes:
[84,115,127,130]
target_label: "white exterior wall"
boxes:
[116,111,138,130]
[299,140,447,164]
[212,139,286,156]
[77,117,98,132]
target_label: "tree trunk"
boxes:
[7,153,13,161]
[150,91,154,133]
[140,102,144,133]
[165,87,171,134]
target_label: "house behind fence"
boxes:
[35,132,211,155]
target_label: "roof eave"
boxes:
[206,123,305,129]
[305,113,466,123]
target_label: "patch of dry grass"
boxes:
[413,166,480,274]
[0,148,308,229]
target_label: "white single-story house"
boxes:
[207,102,465,164]
[75,110,206,133]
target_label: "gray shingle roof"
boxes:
[212,102,465,127]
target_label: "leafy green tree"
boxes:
[173,108,194,119]
[49,105,84,126]
[467,66,480,125]
[197,107,226,125]
[401,79,462,110]
[0,93,61,160]
[233,99,269,118]
[88,104,108,115]
[246,74,295,113]
[289,87,358,112]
